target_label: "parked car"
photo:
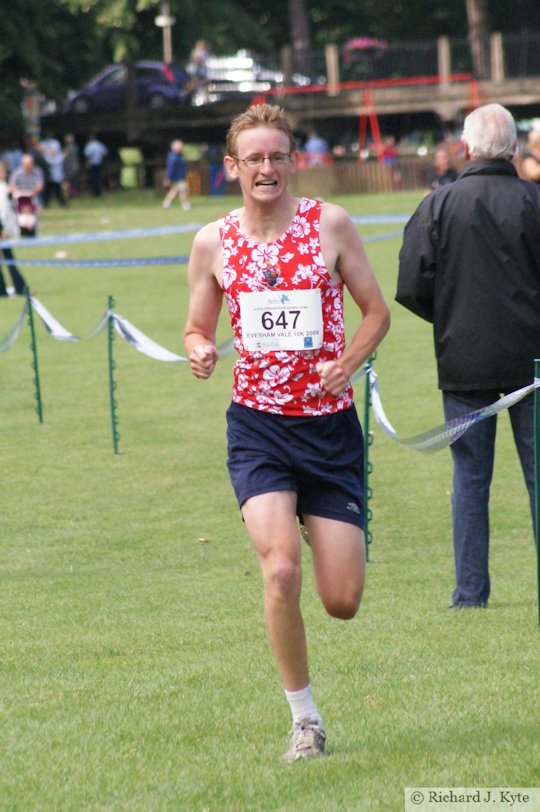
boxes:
[190,50,285,106]
[189,50,324,106]
[66,61,190,113]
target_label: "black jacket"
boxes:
[396,159,540,391]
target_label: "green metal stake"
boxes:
[26,288,43,424]
[107,295,120,454]
[363,353,376,560]
[535,359,540,629]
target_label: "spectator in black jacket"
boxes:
[396,103,540,610]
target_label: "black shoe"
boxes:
[448,601,487,610]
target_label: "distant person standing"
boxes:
[40,132,67,207]
[520,129,540,183]
[63,133,80,198]
[84,132,108,197]
[382,135,401,188]
[0,160,28,297]
[162,139,190,210]
[188,39,210,89]
[428,147,458,190]
[396,103,540,610]
[304,131,329,167]
[9,153,44,236]
[0,142,23,173]
[9,153,44,200]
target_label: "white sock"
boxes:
[284,684,322,725]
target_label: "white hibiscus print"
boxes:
[305,380,324,399]
[222,266,237,289]
[262,364,292,388]
[252,244,280,266]
[290,216,311,238]
[298,198,316,214]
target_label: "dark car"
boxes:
[66,61,189,113]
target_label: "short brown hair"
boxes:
[226,103,296,157]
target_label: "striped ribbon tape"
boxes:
[0,302,28,351]
[365,365,539,453]
[1,296,232,361]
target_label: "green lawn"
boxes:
[1,188,539,811]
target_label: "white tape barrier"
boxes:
[30,296,80,341]
[0,303,27,351]
[113,315,187,362]
[29,296,187,361]
[367,365,539,453]
[1,297,233,362]
[3,299,538,452]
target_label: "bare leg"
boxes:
[241,490,309,691]
[162,182,179,208]
[303,514,366,619]
[179,181,190,209]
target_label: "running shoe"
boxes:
[283,716,326,763]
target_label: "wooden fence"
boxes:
[289,158,433,196]
[153,157,436,198]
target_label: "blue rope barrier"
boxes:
[0,230,399,269]
[0,256,189,267]
[0,215,409,251]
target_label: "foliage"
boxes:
[0,0,107,131]
[1,0,538,139]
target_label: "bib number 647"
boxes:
[261,309,301,330]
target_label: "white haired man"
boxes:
[396,104,540,609]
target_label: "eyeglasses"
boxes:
[233,152,291,169]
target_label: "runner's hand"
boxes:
[316,361,349,396]
[189,344,219,379]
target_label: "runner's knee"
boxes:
[262,555,302,601]
[321,584,363,620]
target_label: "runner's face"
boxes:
[231,126,295,201]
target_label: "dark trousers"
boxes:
[0,248,27,296]
[43,180,67,208]
[442,389,535,606]
[88,165,103,196]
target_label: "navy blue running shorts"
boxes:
[226,401,365,528]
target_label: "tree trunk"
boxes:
[287,0,313,76]
[126,58,137,112]
[466,0,491,80]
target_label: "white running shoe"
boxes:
[283,716,326,763]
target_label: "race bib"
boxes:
[240,289,323,352]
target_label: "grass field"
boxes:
[1,188,539,812]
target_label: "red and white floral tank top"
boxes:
[219,197,353,416]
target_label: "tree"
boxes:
[2,0,539,141]
[465,0,491,79]
[287,0,313,74]
[0,0,107,137]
